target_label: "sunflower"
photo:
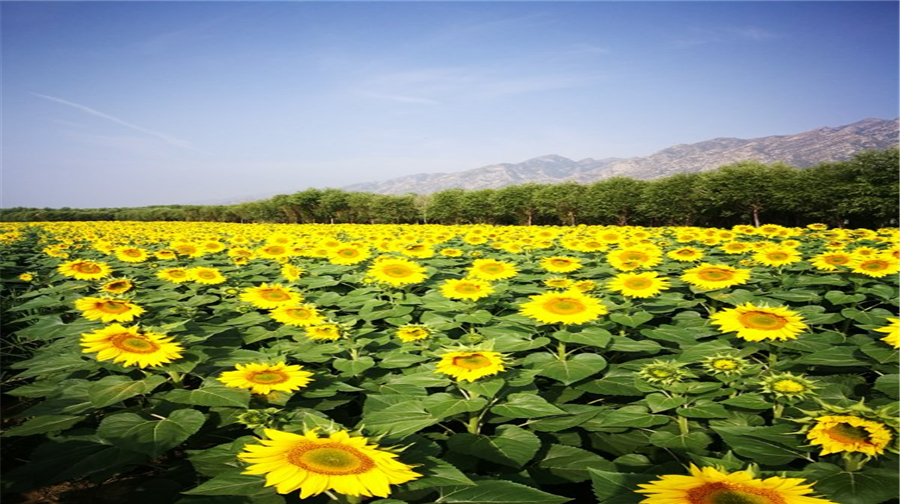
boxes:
[57,259,113,280]
[395,324,431,342]
[539,256,583,273]
[241,283,303,309]
[18,272,34,282]
[99,278,134,295]
[806,415,894,457]
[809,251,853,271]
[269,304,325,327]
[218,362,314,395]
[305,323,343,341]
[753,247,802,267]
[709,303,807,342]
[435,350,506,382]
[874,318,899,348]
[329,245,371,266]
[636,464,836,504]
[759,372,818,400]
[75,296,145,323]
[519,289,608,325]
[849,254,900,278]
[720,242,751,255]
[366,257,428,286]
[189,267,227,285]
[681,263,751,290]
[572,280,598,293]
[157,267,192,284]
[114,246,150,263]
[439,278,494,301]
[466,259,518,281]
[543,277,574,289]
[638,360,694,386]
[440,248,464,257]
[80,323,183,368]
[608,272,671,298]
[238,428,421,499]
[667,247,704,262]
[606,247,663,271]
[700,354,749,376]
[155,250,177,260]
[281,264,304,282]
[257,244,291,260]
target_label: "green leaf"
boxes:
[490,393,567,418]
[608,337,662,353]
[361,401,441,440]
[536,353,607,385]
[447,425,541,468]
[552,327,612,347]
[530,444,614,483]
[97,408,206,457]
[455,310,493,324]
[794,347,867,367]
[164,387,252,408]
[645,393,687,413]
[767,290,822,302]
[583,406,669,430]
[589,469,656,504]
[649,431,713,451]
[423,393,488,419]
[798,463,900,504]
[710,424,811,466]
[824,290,867,305]
[676,401,731,419]
[608,311,654,328]
[405,456,475,490]
[89,375,167,408]
[183,470,268,496]
[718,393,773,410]
[333,356,376,375]
[3,415,85,437]
[436,479,570,504]
[874,374,899,399]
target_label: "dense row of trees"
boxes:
[2,149,897,228]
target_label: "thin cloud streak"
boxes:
[30,92,205,153]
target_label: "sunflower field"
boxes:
[1,221,898,504]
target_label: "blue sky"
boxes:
[2,1,898,208]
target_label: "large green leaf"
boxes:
[530,444,615,483]
[424,393,488,419]
[89,374,167,408]
[589,469,656,504]
[648,430,713,451]
[536,353,607,385]
[798,463,900,504]
[490,393,566,419]
[2,415,85,437]
[183,469,269,496]
[436,480,570,504]
[609,312,654,328]
[711,424,811,466]
[164,387,252,408]
[97,408,206,457]
[361,401,441,440]
[405,456,475,490]
[447,425,541,468]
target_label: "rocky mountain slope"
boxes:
[344,117,899,195]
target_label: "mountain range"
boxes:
[343,117,899,195]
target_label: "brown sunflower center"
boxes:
[621,251,648,261]
[383,265,414,278]
[687,482,785,504]
[338,248,359,257]
[169,270,187,278]
[288,442,375,475]
[697,268,734,281]
[738,311,787,330]
[452,354,492,370]
[259,289,291,301]
[264,246,286,255]
[74,263,102,274]
[550,259,573,267]
[110,334,159,354]
[543,297,586,315]
[677,249,695,256]
[767,252,789,261]
[455,283,482,294]
[825,423,873,444]
[824,255,850,265]
[248,370,289,384]
[480,264,503,274]
[860,260,889,271]
[623,278,652,290]
[401,328,428,338]
[176,246,197,255]
[122,249,142,257]
[285,308,313,319]
[98,301,132,314]
[197,270,217,279]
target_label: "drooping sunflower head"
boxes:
[572,280,598,293]
[607,271,671,298]
[58,259,113,280]
[395,324,431,343]
[519,289,608,325]
[759,372,818,400]
[638,360,695,386]
[238,428,421,499]
[796,402,900,458]
[280,264,304,282]
[434,350,507,382]
[709,303,808,342]
[218,361,314,396]
[99,278,134,295]
[80,323,182,368]
[635,464,837,504]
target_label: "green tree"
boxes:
[696,161,798,227]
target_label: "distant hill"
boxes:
[343,117,899,195]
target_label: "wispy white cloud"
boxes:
[31,92,204,153]
[673,26,778,48]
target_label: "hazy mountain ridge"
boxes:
[344,118,899,195]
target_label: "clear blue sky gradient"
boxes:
[2,1,898,208]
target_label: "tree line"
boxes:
[2,148,897,229]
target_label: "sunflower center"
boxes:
[288,443,375,475]
[455,283,481,294]
[169,270,187,278]
[772,380,806,393]
[860,260,888,271]
[622,252,648,261]
[480,265,503,274]
[687,482,785,504]
[698,268,733,281]
[338,249,359,257]
[452,354,492,370]
[259,289,291,301]
[98,301,132,314]
[623,278,652,290]
[123,249,142,257]
[265,246,286,255]
[176,246,197,254]
[543,297,586,315]
[74,263,102,274]
[551,259,572,267]
[402,328,427,338]
[248,370,289,384]
[712,359,738,370]
[110,334,160,354]
[677,250,694,256]
[824,255,849,265]
[767,252,789,260]
[384,265,413,278]
[197,271,217,279]
[286,309,313,319]
[825,423,873,444]
[737,311,788,330]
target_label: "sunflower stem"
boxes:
[676,415,690,435]
[465,414,481,435]
[842,452,867,472]
[557,341,567,361]
[772,403,784,419]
